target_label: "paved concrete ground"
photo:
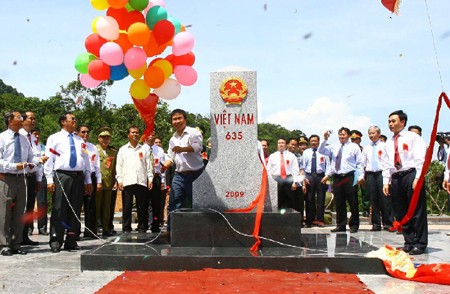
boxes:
[1,220,449,293]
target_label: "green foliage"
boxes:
[0,79,25,97]
[425,160,449,215]
[258,122,306,153]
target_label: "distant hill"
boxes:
[0,79,25,97]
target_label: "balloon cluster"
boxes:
[75,0,196,100]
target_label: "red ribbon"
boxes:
[132,93,159,142]
[391,92,449,232]
[226,162,268,251]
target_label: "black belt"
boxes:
[366,171,382,175]
[334,171,355,178]
[1,172,26,177]
[392,168,415,178]
[176,169,201,175]
[306,172,325,177]
[56,170,84,177]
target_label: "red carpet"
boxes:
[97,269,374,294]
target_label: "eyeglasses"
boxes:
[67,117,77,121]
[80,130,90,134]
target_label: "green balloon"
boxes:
[168,16,182,34]
[146,6,168,30]
[74,52,96,74]
[129,0,149,11]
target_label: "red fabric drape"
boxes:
[391,92,450,232]
[226,163,268,251]
[132,93,159,142]
[381,0,401,14]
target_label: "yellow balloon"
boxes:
[130,79,150,100]
[91,16,102,33]
[153,60,173,79]
[128,63,147,79]
[90,0,109,10]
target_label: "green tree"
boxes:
[257,122,306,153]
[426,160,449,215]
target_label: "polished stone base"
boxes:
[81,211,386,274]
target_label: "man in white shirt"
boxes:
[382,110,427,255]
[163,109,204,233]
[0,111,47,256]
[143,134,166,233]
[319,127,364,233]
[44,113,93,252]
[78,125,102,238]
[19,111,43,245]
[267,138,302,211]
[116,126,153,233]
[362,125,393,231]
[302,135,330,227]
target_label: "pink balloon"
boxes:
[96,16,120,40]
[172,31,194,56]
[144,0,166,14]
[79,73,102,88]
[154,78,181,100]
[174,65,197,86]
[124,47,147,70]
[100,42,124,66]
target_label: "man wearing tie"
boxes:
[302,135,330,228]
[19,111,42,245]
[382,110,427,255]
[362,125,393,231]
[267,138,302,211]
[0,111,47,256]
[44,113,93,252]
[319,127,364,233]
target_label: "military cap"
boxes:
[97,126,113,137]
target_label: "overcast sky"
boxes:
[1,0,450,148]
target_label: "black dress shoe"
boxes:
[151,227,161,233]
[50,241,61,253]
[12,248,27,255]
[102,231,113,237]
[330,227,346,232]
[21,238,39,246]
[370,227,381,231]
[350,227,358,233]
[111,230,117,235]
[1,248,13,256]
[409,247,425,255]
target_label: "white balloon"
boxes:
[154,78,181,100]
[96,16,119,41]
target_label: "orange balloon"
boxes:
[107,0,128,9]
[153,59,173,79]
[114,32,133,53]
[143,33,167,57]
[128,22,151,46]
[144,66,165,89]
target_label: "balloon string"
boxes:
[423,0,445,91]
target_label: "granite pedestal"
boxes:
[81,210,386,274]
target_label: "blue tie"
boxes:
[69,133,77,168]
[13,132,21,163]
[311,149,317,173]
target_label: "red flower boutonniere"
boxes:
[155,158,159,165]
[106,156,114,169]
[91,154,96,162]
[49,148,60,156]
[378,150,382,157]
[81,143,88,154]
[286,160,290,165]
[403,144,408,151]
[320,156,325,163]
[139,152,143,160]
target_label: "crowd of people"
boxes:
[0,107,435,257]
[0,108,203,255]
[264,109,429,255]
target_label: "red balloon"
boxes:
[124,11,146,31]
[85,33,107,57]
[166,52,195,66]
[114,32,133,53]
[106,7,128,30]
[88,60,111,81]
[152,20,175,45]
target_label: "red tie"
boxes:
[394,134,402,170]
[280,152,287,179]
